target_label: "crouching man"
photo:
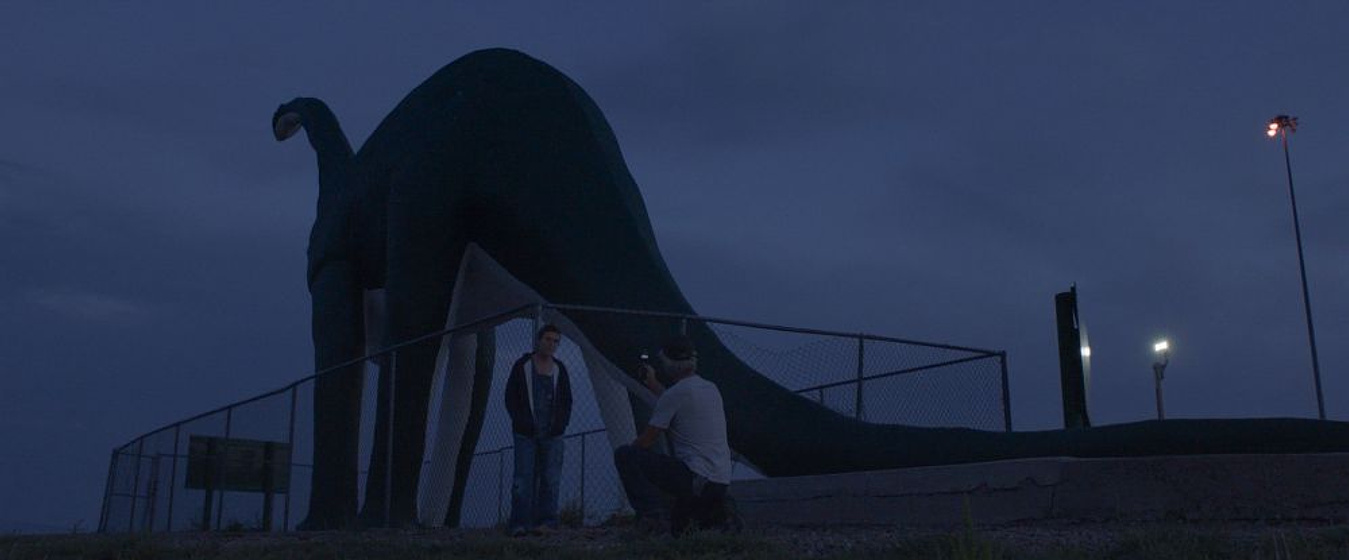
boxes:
[614,335,733,535]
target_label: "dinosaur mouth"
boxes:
[274,111,303,141]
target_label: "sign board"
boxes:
[185,435,291,493]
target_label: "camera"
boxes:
[628,350,652,382]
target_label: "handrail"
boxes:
[548,303,1001,355]
[795,353,1001,394]
[113,302,1003,450]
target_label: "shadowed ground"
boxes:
[10,523,1349,559]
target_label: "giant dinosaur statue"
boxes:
[274,48,1349,529]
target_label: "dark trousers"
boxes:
[614,444,728,534]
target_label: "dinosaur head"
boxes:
[272,104,304,141]
[271,98,354,163]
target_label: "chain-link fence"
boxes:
[100,303,1008,533]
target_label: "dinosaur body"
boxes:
[275,48,1349,529]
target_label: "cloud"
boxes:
[25,289,153,325]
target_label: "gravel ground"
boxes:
[178,520,1349,555]
[6,521,1349,559]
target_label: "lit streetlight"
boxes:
[1266,114,1325,420]
[1152,339,1170,420]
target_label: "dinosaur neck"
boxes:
[292,97,356,197]
[284,97,363,289]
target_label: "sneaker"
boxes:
[509,526,528,537]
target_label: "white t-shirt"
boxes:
[648,375,732,484]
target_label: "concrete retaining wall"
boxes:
[730,453,1349,527]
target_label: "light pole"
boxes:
[1266,115,1326,420]
[1152,339,1170,420]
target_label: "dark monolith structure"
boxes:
[1056,286,1091,428]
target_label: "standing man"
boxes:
[504,324,573,535]
[614,335,733,535]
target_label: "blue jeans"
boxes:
[510,433,564,529]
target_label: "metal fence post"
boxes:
[143,456,161,532]
[127,438,144,533]
[216,408,232,531]
[854,337,866,421]
[385,350,398,527]
[999,352,1013,432]
[283,385,297,532]
[579,433,587,523]
[166,424,181,531]
[496,449,505,526]
[98,448,119,533]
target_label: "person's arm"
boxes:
[634,382,681,448]
[557,362,573,431]
[632,425,665,449]
[638,364,666,396]
[503,365,519,421]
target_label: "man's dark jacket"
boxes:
[504,352,574,438]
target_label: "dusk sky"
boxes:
[2,2,1347,531]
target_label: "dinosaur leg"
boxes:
[444,328,496,527]
[299,261,364,530]
[357,353,393,525]
[415,328,496,527]
[362,158,470,527]
[413,332,471,525]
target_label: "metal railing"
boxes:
[99,303,1008,533]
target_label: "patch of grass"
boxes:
[950,497,1001,560]
[1107,525,1233,560]
[1247,526,1349,560]
[1097,524,1349,560]
[558,500,585,529]
[610,531,791,559]
[948,526,1000,560]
